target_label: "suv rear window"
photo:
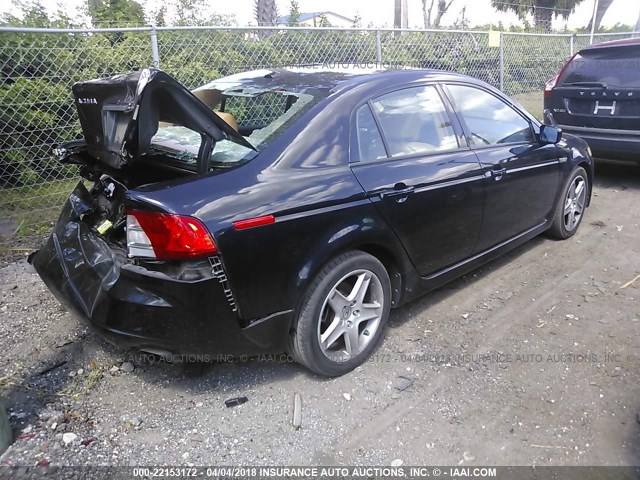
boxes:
[558,46,640,88]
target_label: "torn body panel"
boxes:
[69,68,254,172]
[30,183,291,356]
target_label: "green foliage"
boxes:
[316,15,332,28]
[491,0,587,31]
[288,0,301,26]
[91,0,145,27]
[1,0,78,28]
[173,0,235,27]
[152,5,167,27]
[0,0,634,206]
[491,0,585,20]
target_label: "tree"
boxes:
[254,0,277,26]
[317,14,331,27]
[490,0,586,32]
[288,0,301,26]
[586,0,614,32]
[452,5,469,29]
[152,5,167,27]
[90,0,145,27]
[422,0,455,28]
[2,0,76,28]
[394,0,408,29]
[175,0,205,26]
[352,13,362,28]
[172,0,234,27]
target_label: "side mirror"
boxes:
[539,124,562,144]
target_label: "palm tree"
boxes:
[491,0,587,32]
[586,0,614,32]
[254,0,277,26]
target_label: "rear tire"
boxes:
[548,166,589,239]
[289,251,391,377]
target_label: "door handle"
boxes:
[379,184,415,203]
[491,167,507,180]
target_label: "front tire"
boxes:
[548,166,589,239]
[289,251,391,377]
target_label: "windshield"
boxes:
[150,88,322,169]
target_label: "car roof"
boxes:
[196,67,476,95]
[581,37,640,52]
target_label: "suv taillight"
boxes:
[545,52,577,97]
[126,210,217,260]
[544,73,559,96]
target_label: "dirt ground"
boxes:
[0,161,638,468]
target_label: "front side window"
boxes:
[446,84,534,146]
[370,86,458,157]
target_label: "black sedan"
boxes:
[31,67,593,376]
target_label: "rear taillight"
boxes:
[125,210,217,260]
[544,73,559,97]
[545,53,577,97]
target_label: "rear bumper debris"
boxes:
[30,183,292,358]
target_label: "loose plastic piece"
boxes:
[224,396,248,408]
[292,393,302,429]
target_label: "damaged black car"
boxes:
[31,67,593,376]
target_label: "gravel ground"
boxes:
[0,161,638,468]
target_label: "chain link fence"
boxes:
[0,26,635,242]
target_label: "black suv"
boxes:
[544,38,640,163]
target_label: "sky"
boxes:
[205,0,636,29]
[2,0,637,29]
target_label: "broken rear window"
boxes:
[150,87,321,169]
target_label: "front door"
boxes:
[443,84,561,252]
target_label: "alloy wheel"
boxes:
[317,269,385,362]
[563,175,586,232]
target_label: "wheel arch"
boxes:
[577,160,593,207]
[289,218,414,331]
[352,243,404,308]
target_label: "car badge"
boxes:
[593,100,616,115]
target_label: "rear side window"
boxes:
[356,104,387,161]
[446,84,534,146]
[370,86,458,157]
[559,46,640,88]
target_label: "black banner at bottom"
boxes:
[0,466,638,480]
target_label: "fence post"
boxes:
[150,25,160,68]
[375,29,382,65]
[570,34,575,56]
[499,32,504,91]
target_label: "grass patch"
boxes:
[0,363,24,389]
[513,91,544,121]
[0,178,80,238]
[58,364,109,400]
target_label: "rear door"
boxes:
[350,84,485,277]
[551,44,640,131]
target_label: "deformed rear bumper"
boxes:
[30,184,292,357]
